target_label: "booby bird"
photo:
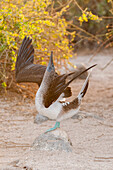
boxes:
[35,51,96,132]
[15,36,96,128]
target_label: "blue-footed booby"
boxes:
[15,36,96,131]
[35,51,96,132]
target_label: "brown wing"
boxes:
[43,64,96,108]
[15,36,47,86]
[16,63,46,86]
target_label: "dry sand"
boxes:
[0,49,113,169]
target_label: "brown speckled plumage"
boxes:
[62,98,79,112]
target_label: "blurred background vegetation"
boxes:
[0,0,113,93]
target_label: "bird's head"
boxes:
[47,51,55,72]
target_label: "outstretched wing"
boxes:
[15,36,72,97]
[43,64,96,108]
[15,36,47,86]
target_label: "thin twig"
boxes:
[95,156,113,159]
[54,0,73,13]
[68,23,101,42]
[102,16,113,19]
[101,57,113,70]
[73,0,83,12]
[99,121,113,128]
[8,75,13,88]
[15,84,35,97]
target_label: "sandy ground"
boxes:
[0,49,113,169]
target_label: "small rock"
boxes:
[32,129,72,152]
[34,114,49,124]
[71,114,80,119]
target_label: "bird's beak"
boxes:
[47,51,55,72]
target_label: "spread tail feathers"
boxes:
[77,70,92,102]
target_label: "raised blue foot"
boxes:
[45,121,60,133]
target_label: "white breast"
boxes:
[35,89,62,120]
[57,106,80,122]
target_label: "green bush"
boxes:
[0,0,74,91]
[54,0,113,47]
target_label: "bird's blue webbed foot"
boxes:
[45,121,60,133]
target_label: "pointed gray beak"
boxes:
[47,51,55,72]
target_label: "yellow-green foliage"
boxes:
[107,0,113,3]
[0,0,74,89]
[106,0,113,47]
[78,8,102,26]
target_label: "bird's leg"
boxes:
[45,121,60,133]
